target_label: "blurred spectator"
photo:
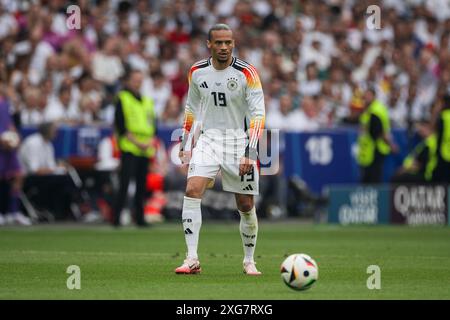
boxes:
[79,92,102,124]
[387,85,409,128]
[91,37,124,87]
[143,70,172,118]
[0,95,31,226]
[288,96,321,132]
[18,122,79,220]
[20,86,47,126]
[299,62,322,97]
[92,134,121,223]
[0,5,18,41]
[44,85,80,124]
[144,137,169,223]
[160,95,182,127]
[266,94,296,131]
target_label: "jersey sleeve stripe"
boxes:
[250,120,260,149]
[234,60,256,80]
[233,60,262,90]
[236,59,258,78]
[180,110,195,151]
[249,117,265,149]
[182,111,195,133]
[188,60,210,84]
[235,59,259,80]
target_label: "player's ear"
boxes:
[206,40,211,49]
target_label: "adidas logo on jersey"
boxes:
[243,184,253,191]
[199,81,208,88]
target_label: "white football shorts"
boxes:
[187,132,259,195]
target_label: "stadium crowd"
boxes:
[1,0,450,224]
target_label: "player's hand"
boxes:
[239,157,255,176]
[179,150,191,164]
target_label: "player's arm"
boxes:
[241,65,265,175]
[179,68,201,162]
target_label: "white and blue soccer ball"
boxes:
[280,253,318,291]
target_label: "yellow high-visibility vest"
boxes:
[117,90,156,158]
[403,134,437,181]
[357,99,391,167]
[439,109,450,162]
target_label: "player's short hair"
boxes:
[208,24,232,41]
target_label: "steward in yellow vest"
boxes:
[391,128,437,183]
[113,69,156,227]
[432,91,450,183]
[115,91,156,157]
[357,88,397,183]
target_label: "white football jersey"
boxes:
[181,57,265,153]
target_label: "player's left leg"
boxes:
[235,193,261,276]
[222,159,261,275]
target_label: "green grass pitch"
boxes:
[0,222,449,300]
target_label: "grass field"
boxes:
[0,222,449,300]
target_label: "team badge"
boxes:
[227,77,238,91]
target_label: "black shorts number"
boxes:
[240,167,255,182]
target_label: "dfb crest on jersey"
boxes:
[227,77,238,91]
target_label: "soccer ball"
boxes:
[280,253,318,291]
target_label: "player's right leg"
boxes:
[175,135,221,274]
[175,176,211,274]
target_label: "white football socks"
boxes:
[239,207,258,264]
[182,196,202,260]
